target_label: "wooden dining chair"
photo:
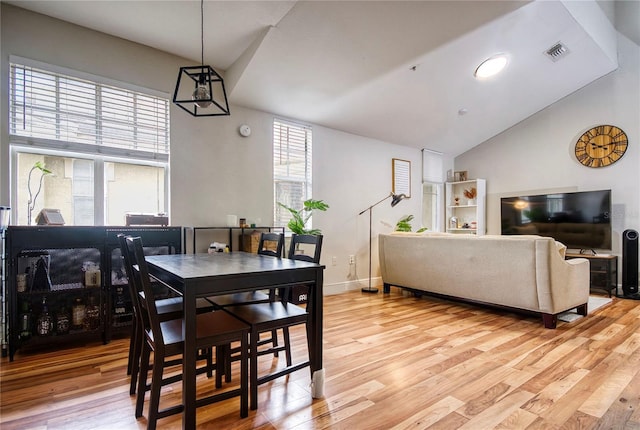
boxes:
[282,234,323,302]
[126,236,250,430]
[206,232,285,308]
[118,234,215,396]
[222,235,320,410]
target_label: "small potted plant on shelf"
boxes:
[463,187,477,205]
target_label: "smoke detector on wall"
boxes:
[545,42,570,62]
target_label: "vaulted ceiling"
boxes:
[4,0,638,156]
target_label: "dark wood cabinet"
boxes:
[5,226,181,360]
[566,253,618,297]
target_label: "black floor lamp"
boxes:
[359,192,406,293]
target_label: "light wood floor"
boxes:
[2,288,640,429]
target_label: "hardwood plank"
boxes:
[3,289,640,429]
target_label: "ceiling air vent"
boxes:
[545,42,570,62]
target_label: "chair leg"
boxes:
[147,349,165,430]
[127,315,137,375]
[206,347,213,378]
[250,328,259,410]
[136,343,151,418]
[283,327,293,366]
[240,334,249,418]
[215,346,224,389]
[129,317,143,395]
[271,329,279,357]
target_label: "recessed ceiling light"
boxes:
[474,54,508,79]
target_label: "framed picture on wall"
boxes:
[392,158,411,198]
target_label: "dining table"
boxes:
[145,251,325,429]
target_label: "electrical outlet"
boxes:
[332,256,337,266]
[349,255,355,265]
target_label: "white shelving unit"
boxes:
[445,179,486,235]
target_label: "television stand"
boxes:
[565,253,617,297]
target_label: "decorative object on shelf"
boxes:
[31,255,52,292]
[16,273,27,293]
[83,261,101,287]
[464,187,477,205]
[35,208,65,225]
[72,297,86,330]
[226,215,238,227]
[450,217,459,229]
[277,199,329,235]
[172,0,230,117]
[359,192,406,293]
[26,161,52,226]
[575,125,628,168]
[84,296,100,331]
[0,206,9,229]
[454,197,460,206]
[392,158,411,198]
[56,305,70,335]
[36,296,52,336]
[19,301,31,340]
[453,171,467,182]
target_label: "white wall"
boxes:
[0,4,423,294]
[455,33,640,261]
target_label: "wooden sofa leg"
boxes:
[383,283,391,294]
[542,313,557,329]
[576,303,588,316]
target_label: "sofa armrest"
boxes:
[538,245,590,313]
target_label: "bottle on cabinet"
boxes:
[72,297,86,330]
[84,296,100,331]
[36,296,52,336]
[19,300,31,340]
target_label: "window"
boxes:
[9,57,169,225]
[273,119,312,231]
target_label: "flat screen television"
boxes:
[501,189,611,250]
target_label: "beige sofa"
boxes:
[378,232,590,328]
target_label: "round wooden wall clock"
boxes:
[574,125,628,168]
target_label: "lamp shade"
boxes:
[173,65,230,117]
[391,193,406,207]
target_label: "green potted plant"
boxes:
[395,215,427,233]
[277,199,329,235]
[27,161,53,225]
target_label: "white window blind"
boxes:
[273,119,312,230]
[9,62,169,161]
[422,148,443,183]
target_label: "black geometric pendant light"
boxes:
[173,0,230,117]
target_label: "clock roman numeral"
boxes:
[577,153,589,162]
[611,130,625,140]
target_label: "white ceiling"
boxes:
[4,0,637,156]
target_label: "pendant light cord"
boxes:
[200,0,204,66]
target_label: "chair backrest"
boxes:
[257,232,284,258]
[288,234,323,264]
[127,235,166,347]
[118,234,145,327]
